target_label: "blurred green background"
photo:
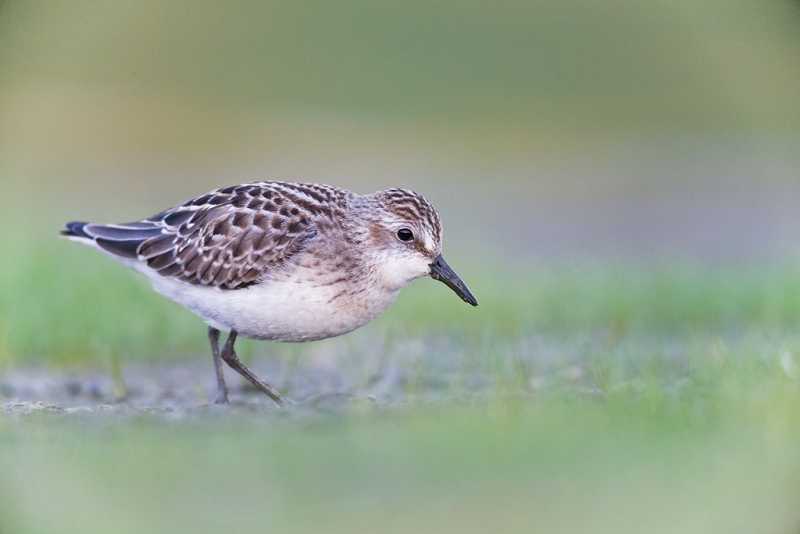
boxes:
[2,0,800,361]
[2,1,800,533]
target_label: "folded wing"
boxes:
[62,183,319,289]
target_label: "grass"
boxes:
[1,376,800,533]
[3,215,800,533]
[4,198,800,532]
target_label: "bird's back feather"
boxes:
[61,182,353,289]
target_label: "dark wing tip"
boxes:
[62,221,158,259]
[61,221,90,238]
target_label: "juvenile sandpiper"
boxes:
[61,181,477,405]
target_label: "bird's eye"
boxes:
[397,228,414,242]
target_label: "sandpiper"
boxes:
[61,181,477,405]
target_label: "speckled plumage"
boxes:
[62,181,476,405]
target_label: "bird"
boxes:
[61,181,477,406]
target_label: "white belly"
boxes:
[140,266,400,342]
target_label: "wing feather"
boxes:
[64,182,350,289]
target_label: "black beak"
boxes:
[429,254,478,306]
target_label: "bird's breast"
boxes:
[150,264,400,342]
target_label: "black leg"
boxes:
[219,330,289,407]
[208,327,229,404]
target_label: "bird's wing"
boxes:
[65,182,348,289]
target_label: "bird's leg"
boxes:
[220,330,289,407]
[208,327,229,404]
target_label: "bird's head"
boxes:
[352,188,477,306]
